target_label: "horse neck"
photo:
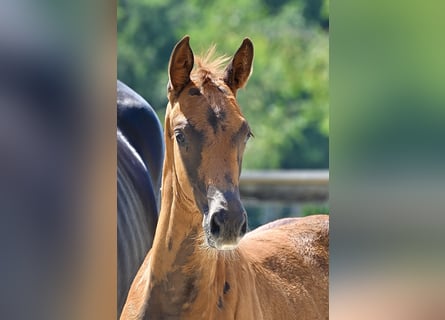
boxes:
[144,132,218,294]
[149,107,204,271]
[149,172,203,276]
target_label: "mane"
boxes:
[191,46,230,88]
[190,46,236,114]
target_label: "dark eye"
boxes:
[175,131,186,145]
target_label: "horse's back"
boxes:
[117,80,164,202]
[241,215,329,319]
[248,214,328,238]
[244,214,329,272]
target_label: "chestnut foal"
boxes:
[121,36,328,320]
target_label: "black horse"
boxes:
[117,80,164,316]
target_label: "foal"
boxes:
[121,36,329,320]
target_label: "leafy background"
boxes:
[118,0,329,170]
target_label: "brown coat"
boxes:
[121,36,329,320]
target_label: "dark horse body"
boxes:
[117,81,164,204]
[117,81,164,316]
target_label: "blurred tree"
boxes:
[118,0,329,169]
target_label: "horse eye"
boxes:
[175,131,186,145]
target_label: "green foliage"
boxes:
[245,202,329,229]
[301,204,329,216]
[118,0,329,169]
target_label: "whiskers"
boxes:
[193,232,241,263]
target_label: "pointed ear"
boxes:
[223,38,254,95]
[168,36,194,95]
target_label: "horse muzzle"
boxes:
[203,186,247,250]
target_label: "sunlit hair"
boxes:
[191,45,230,86]
[190,47,239,114]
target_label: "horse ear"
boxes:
[168,36,194,95]
[223,38,254,95]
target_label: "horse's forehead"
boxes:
[174,91,244,131]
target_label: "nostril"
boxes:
[210,215,221,237]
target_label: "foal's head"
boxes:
[165,36,254,250]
